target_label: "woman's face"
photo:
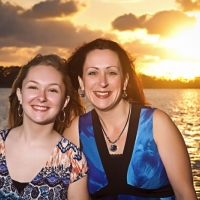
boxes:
[17,65,69,125]
[79,49,128,111]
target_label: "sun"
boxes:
[117,12,200,80]
[161,12,200,61]
[140,60,200,81]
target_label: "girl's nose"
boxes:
[37,91,47,103]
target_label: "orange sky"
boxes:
[0,0,200,80]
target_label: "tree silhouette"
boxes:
[0,66,20,87]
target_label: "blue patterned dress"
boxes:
[79,105,175,200]
[0,129,88,199]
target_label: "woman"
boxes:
[64,38,197,200]
[0,54,89,199]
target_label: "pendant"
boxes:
[109,144,117,152]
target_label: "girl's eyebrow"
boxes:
[26,80,62,88]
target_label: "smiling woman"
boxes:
[64,38,197,200]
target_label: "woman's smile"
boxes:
[93,91,112,98]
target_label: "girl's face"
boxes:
[17,65,69,125]
[79,49,128,111]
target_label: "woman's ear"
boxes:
[78,76,84,91]
[16,88,22,104]
[123,74,129,90]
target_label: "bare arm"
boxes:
[67,176,90,200]
[63,116,80,147]
[153,109,197,200]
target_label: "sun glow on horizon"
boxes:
[117,13,200,80]
[140,59,200,81]
[161,12,200,60]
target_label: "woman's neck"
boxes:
[95,100,130,129]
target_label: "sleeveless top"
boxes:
[0,129,88,199]
[79,105,175,200]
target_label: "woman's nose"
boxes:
[99,74,109,88]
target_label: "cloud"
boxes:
[21,0,83,19]
[112,10,196,37]
[0,1,24,37]
[176,0,200,11]
[143,10,196,37]
[111,13,141,31]
[0,0,114,49]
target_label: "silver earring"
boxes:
[59,110,66,122]
[79,89,85,98]
[122,90,127,98]
[18,104,23,117]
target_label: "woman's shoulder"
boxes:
[152,108,182,144]
[63,116,80,147]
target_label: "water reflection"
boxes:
[144,89,200,198]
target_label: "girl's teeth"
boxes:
[33,106,47,110]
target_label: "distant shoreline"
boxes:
[0,66,200,88]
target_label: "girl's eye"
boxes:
[49,89,58,93]
[28,86,37,89]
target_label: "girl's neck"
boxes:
[16,121,58,146]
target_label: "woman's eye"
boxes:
[109,71,117,75]
[88,71,97,75]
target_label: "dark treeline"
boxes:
[0,66,21,88]
[0,66,200,88]
[141,74,200,88]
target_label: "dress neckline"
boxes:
[91,104,142,184]
[0,129,64,194]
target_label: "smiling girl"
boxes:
[0,54,89,199]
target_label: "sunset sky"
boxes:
[0,0,200,80]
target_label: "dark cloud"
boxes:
[112,13,141,31]
[0,0,115,50]
[0,1,24,37]
[144,10,196,37]
[21,0,82,19]
[112,10,196,37]
[176,0,200,11]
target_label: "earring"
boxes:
[18,104,23,117]
[59,110,66,122]
[122,90,127,98]
[79,89,85,98]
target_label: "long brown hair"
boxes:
[67,38,148,105]
[8,54,85,134]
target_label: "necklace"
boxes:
[101,104,131,152]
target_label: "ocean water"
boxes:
[0,88,199,197]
